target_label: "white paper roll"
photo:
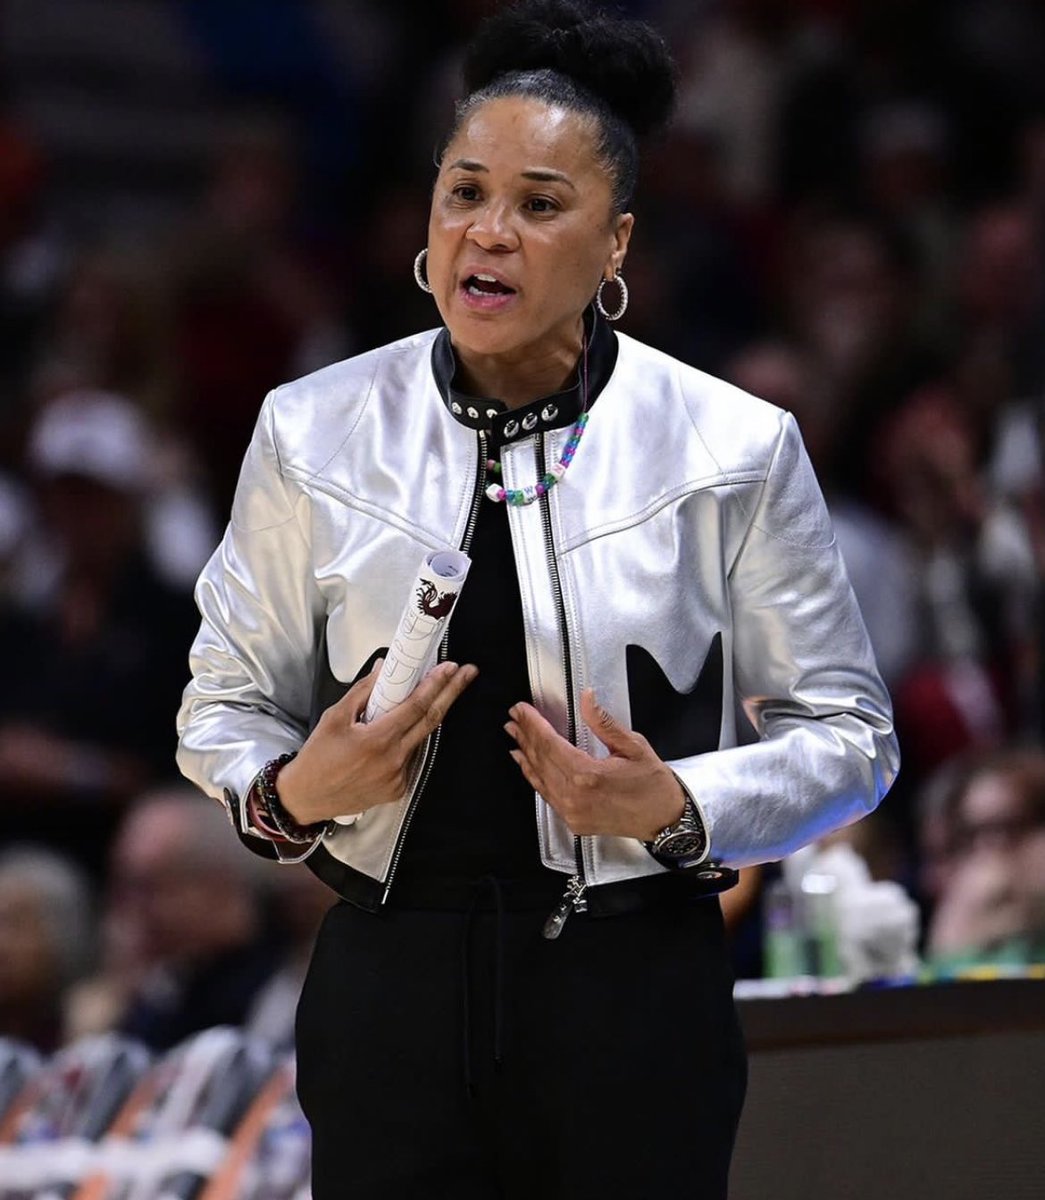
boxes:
[364,549,471,722]
[332,549,471,825]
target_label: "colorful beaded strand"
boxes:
[484,335,590,506]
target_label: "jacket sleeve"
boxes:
[670,410,900,869]
[175,388,326,862]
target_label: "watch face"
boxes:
[656,830,706,859]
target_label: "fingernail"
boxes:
[444,661,459,671]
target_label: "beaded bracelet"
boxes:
[250,752,329,844]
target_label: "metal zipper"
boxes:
[534,433,589,939]
[541,872,587,939]
[381,430,488,905]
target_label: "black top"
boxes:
[393,309,618,884]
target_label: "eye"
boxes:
[525,195,559,214]
[450,183,481,203]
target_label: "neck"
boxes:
[452,318,584,409]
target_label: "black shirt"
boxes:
[394,309,618,884]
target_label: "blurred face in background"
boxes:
[957,769,1045,871]
[947,763,1045,944]
[787,222,905,379]
[958,205,1041,329]
[0,876,57,1009]
[427,95,632,372]
[39,473,139,575]
[875,392,984,546]
[109,802,256,966]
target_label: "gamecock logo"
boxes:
[416,581,458,619]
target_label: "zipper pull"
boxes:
[542,874,588,940]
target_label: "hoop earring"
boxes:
[595,271,628,321]
[413,248,432,294]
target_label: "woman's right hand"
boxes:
[275,659,478,825]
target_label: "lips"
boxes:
[463,272,517,296]
[458,270,518,312]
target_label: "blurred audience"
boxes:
[0,110,64,467]
[246,865,334,1053]
[921,749,1045,968]
[167,121,350,513]
[875,390,1039,779]
[68,789,279,1051]
[0,846,95,1051]
[0,392,200,879]
[28,243,174,417]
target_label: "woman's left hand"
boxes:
[505,689,686,841]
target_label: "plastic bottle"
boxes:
[762,878,806,979]
[800,868,843,979]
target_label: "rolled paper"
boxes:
[363,548,471,723]
[332,550,471,826]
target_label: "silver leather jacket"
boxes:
[176,327,899,908]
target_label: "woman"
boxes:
[177,3,899,1196]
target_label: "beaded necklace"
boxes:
[484,334,590,506]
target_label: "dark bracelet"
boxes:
[251,753,329,844]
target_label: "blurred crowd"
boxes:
[0,0,1043,1052]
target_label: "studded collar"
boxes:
[430,306,618,450]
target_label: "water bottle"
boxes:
[762,878,806,978]
[800,868,843,979]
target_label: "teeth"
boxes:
[475,274,498,282]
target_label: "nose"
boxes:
[466,199,519,251]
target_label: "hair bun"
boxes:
[463,0,676,139]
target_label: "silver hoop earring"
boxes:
[413,248,432,294]
[595,271,628,321]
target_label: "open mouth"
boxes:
[463,273,517,297]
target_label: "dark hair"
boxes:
[446,0,677,212]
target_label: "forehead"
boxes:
[445,95,606,181]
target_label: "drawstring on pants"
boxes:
[460,874,506,1098]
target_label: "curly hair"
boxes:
[445,0,677,212]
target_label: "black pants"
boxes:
[295,886,747,1200]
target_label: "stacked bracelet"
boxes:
[251,753,329,844]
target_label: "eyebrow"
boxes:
[446,159,576,190]
[522,169,576,190]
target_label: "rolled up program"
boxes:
[364,548,472,723]
[332,549,471,826]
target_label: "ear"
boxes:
[607,211,635,276]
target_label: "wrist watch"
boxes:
[645,792,709,866]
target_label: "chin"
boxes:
[445,313,532,358]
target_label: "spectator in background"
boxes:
[0,846,95,1051]
[726,338,917,692]
[0,109,64,466]
[859,102,958,348]
[168,120,350,514]
[956,203,1044,401]
[780,213,940,500]
[0,471,29,597]
[924,749,1045,968]
[68,789,279,1052]
[28,243,174,418]
[874,389,1038,781]
[0,392,199,879]
[623,123,763,374]
[246,865,333,1053]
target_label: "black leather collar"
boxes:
[430,306,618,450]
